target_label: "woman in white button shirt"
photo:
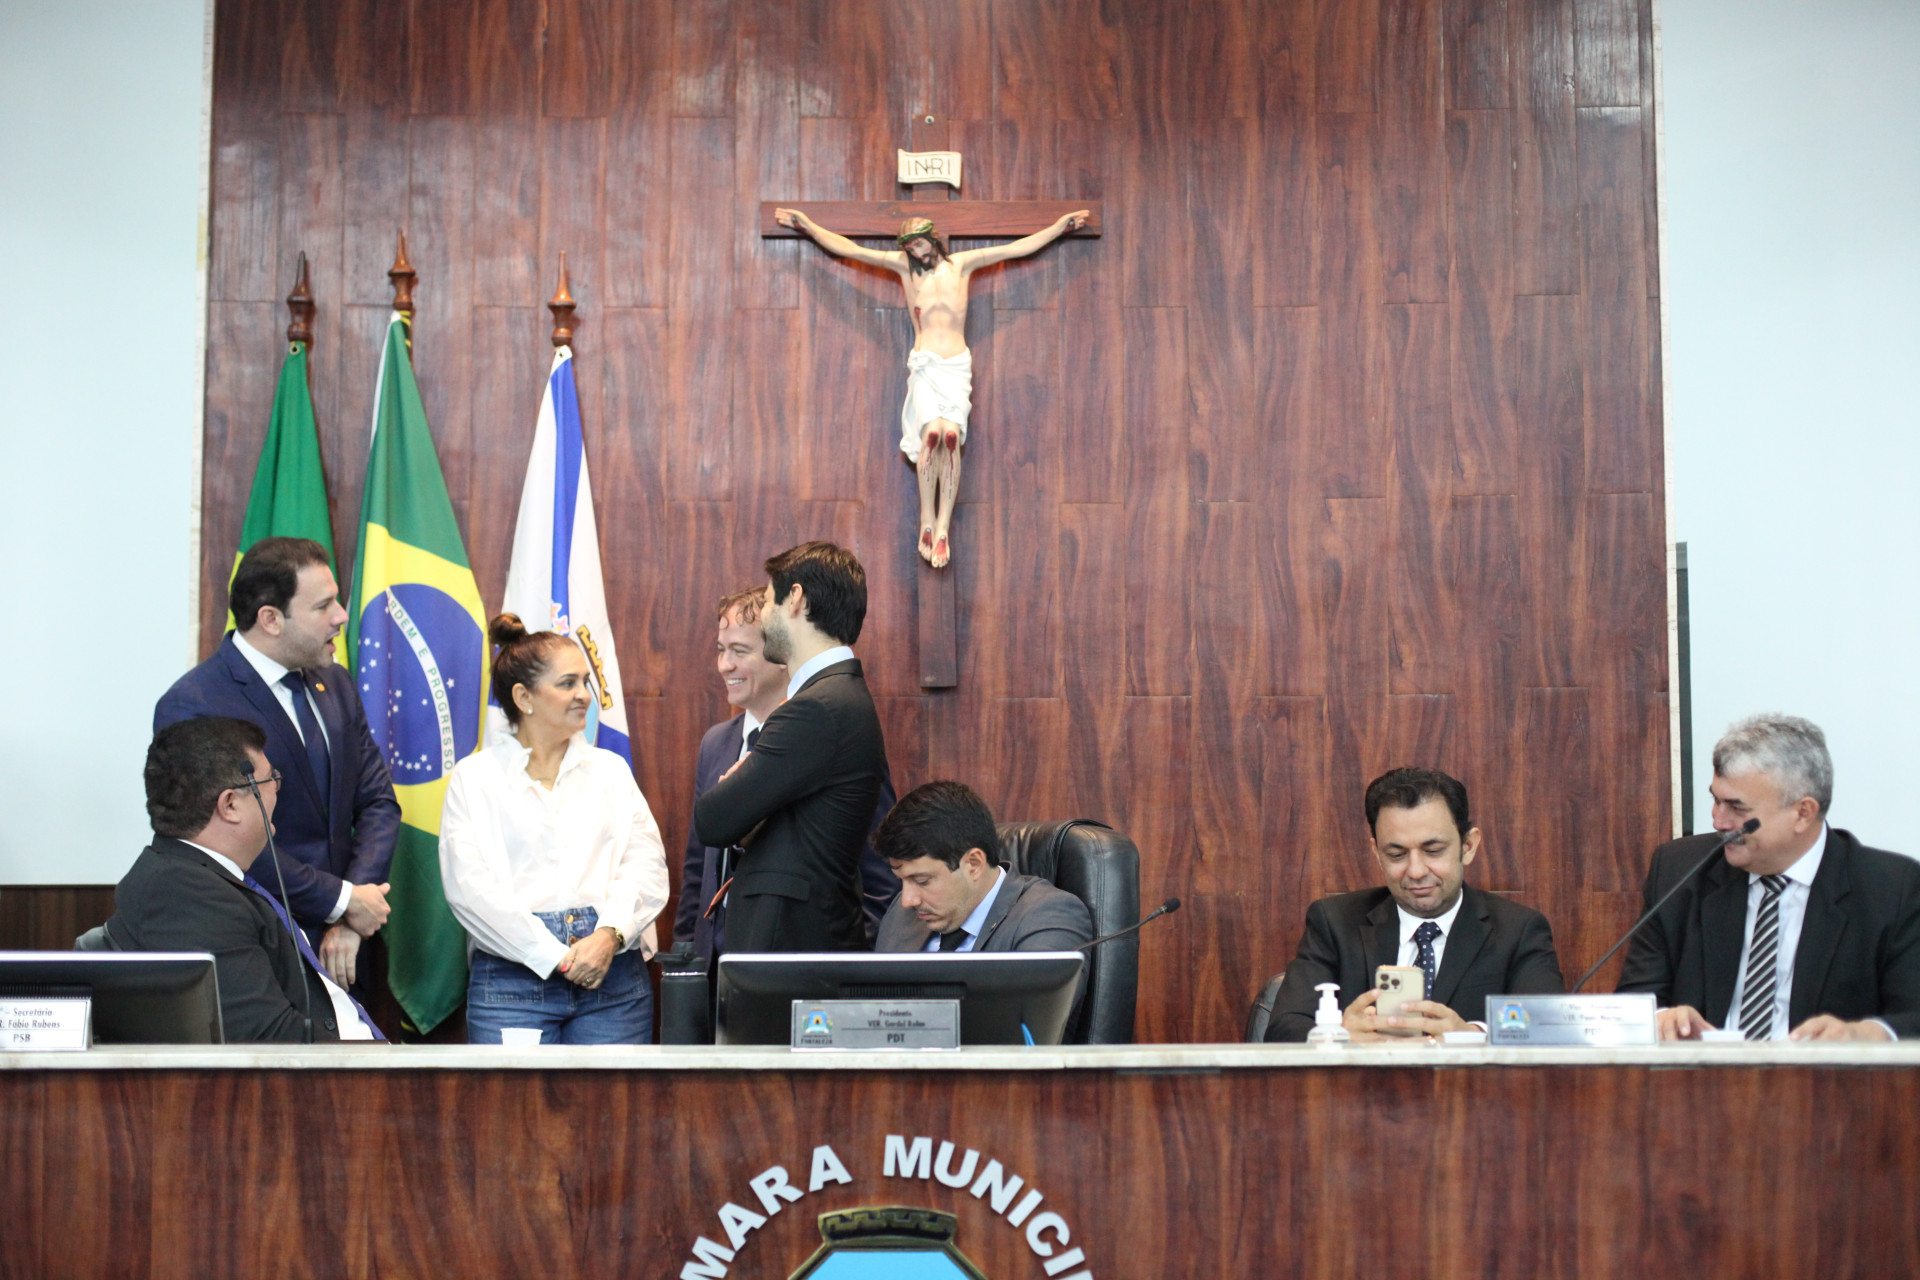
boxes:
[440,614,670,1044]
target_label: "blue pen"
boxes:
[1021,1023,1034,1046]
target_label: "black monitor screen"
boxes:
[0,952,222,1045]
[715,951,1084,1047]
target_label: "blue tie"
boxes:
[281,671,331,803]
[241,871,386,1041]
[1413,921,1442,995]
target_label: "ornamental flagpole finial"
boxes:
[388,229,417,318]
[548,251,577,349]
[286,250,315,347]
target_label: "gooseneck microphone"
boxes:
[241,761,315,1043]
[1570,817,1760,994]
[1077,897,1182,951]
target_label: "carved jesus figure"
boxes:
[774,207,1089,569]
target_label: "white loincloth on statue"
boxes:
[899,347,973,463]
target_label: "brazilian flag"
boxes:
[346,313,488,1034]
[231,339,336,634]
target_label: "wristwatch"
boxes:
[602,924,627,951]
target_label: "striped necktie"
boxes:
[1738,874,1789,1040]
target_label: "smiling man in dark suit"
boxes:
[1264,767,1564,1043]
[1618,714,1920,1042]
[692,543,889,952]
[673,585,898,959]
[153,537,399,987]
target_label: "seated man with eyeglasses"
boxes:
[104,717,383,1042]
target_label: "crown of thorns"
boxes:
[896,219,939,245]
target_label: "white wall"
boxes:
[0,1,209,882]
[1663,1,1920,845]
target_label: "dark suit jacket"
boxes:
[1265,885,1565,1042]
[693,659,888,951]
[1616,827,1920,1037]
[105,838,344,1042]
[673,711,900,958]
[873,870,1095,953]
[154,634,400,931]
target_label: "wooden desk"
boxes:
[5,1044,1917,1279]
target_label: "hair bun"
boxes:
[488,613,529,649]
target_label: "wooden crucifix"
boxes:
[762,198,1100,687]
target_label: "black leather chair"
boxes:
[994,820,1139,1044]
[657,818,1142,1045]
[1246,971,1285,1042]
[74,924,119,951]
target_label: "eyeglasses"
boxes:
[234,770,284,791]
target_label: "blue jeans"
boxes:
[465,907,652,1045]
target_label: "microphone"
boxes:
[1077,897,1182,951]
[1570,818,1760,993]
[241,761,315,1043]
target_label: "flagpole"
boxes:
[388,229,417,361]
[548,250,576,349]
[286,249,314,350]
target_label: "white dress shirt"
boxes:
[230,629,351,926]
[185,840,373,1041]
[922,866,1008,952]
[736,710,765,763]
[1396,893,1466,973]
[786,645,856,699]
[438,733,670,979]
[1726,826,1826,1040]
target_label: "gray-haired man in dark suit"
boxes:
[872,781,1093,953]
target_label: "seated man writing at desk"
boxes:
[871,781,1093,954]
[105,717,382,1042]
[1265,767,1564,1043]
[1618,714,1920,1041]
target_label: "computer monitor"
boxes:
[0,952,223,1045]
[714,951,1085,1047]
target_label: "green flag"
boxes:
[230,341,336,630]
[347,314,489,1034]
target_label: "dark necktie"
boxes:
[281,671,331,801]
[1412,921,1442,994]
[939,928,969,952]
[1739,874,1789,1040]
[706,725,764,943]
[241,871,386,1041]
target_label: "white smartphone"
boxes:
[1374,964,1426,1035]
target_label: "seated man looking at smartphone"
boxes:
[1263,767,1565,1042]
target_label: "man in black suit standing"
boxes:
[153,537,398,988]
[105,717,382,1042]
[1619,714,1920,1041]
[871,781,1093,953]
[672,585,899,958]
[693,543,889,952]
[1265,767,1564,1043]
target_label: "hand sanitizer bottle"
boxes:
[1306,982,1350,1049]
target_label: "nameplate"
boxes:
[791,999,960,1051]
[1485,993,1658,1046]
[1,997,91,1052]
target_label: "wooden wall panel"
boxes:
[164,0,1671,1042]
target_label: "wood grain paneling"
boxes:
[184,0,1670,1043]
[11,1063,1915,1279]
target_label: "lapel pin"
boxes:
[314,681,326,693]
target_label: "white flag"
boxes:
[493,346,632,763]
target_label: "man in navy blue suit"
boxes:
[672,586,897,959]
[154,537,400,988]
